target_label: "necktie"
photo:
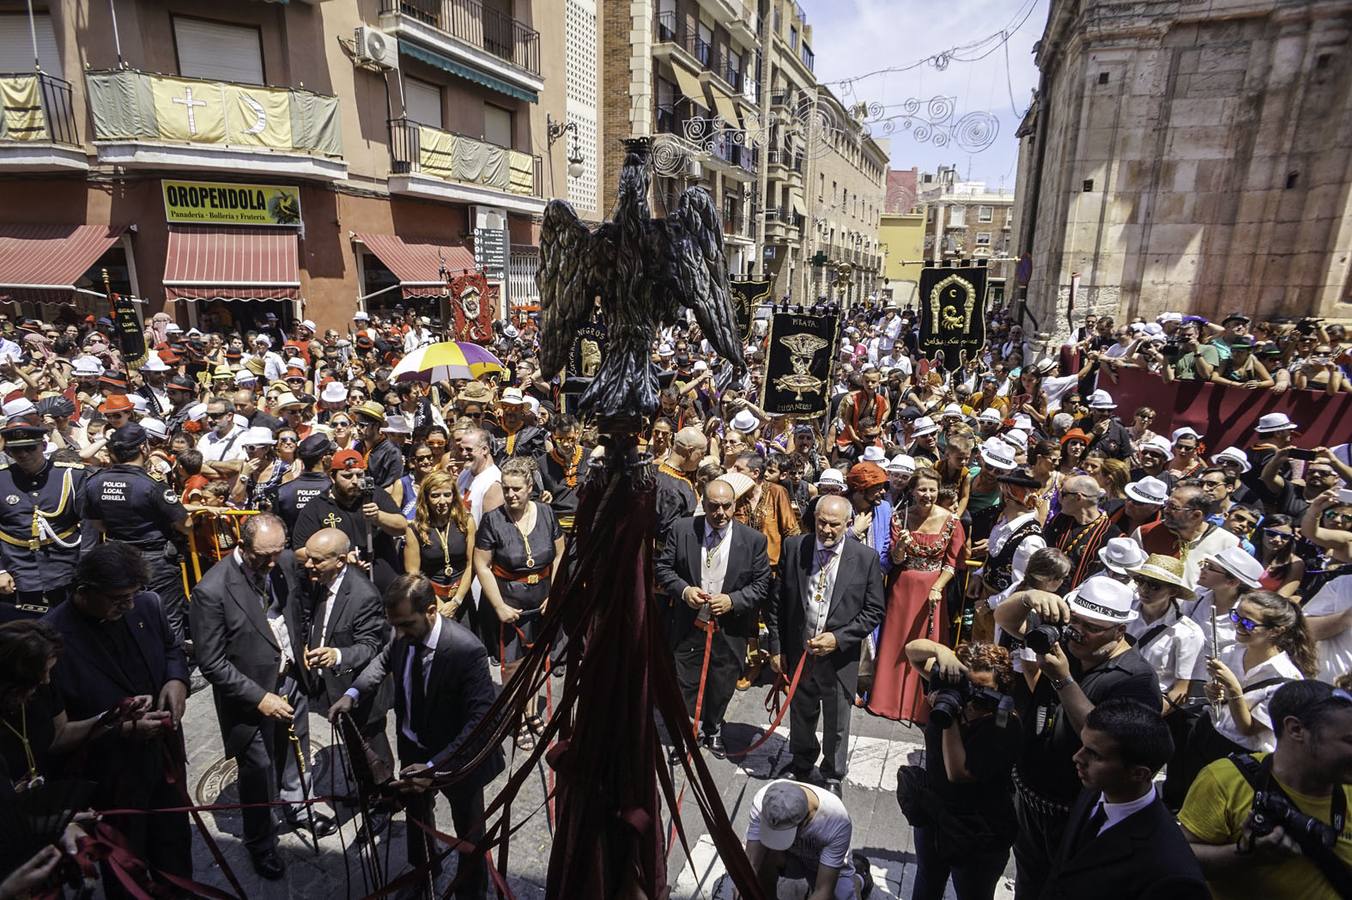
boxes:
[410,644,427,738]
[1073,803,1110,855]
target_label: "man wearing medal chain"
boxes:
[1043,475,1121,590]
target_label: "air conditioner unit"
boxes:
[354,26,399,70]
[686,159,703,178]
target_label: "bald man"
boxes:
[298,527,393,768]
[655,425,709,552]
[1043,474,1122,589]
[767,494,885,795]
[656,479,771,756]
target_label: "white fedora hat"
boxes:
[1066,575,1139,625]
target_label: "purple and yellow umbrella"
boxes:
[389,341,504,383]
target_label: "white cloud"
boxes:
[804,0,1048,188]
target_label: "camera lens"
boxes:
[928,687,965,729]
[1025,624,1063,655]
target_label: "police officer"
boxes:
[274,434,333,532]
[83,423,192,645]
[0,417,87,617]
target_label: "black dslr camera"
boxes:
[1025,622,1071,655]
[1250,789,1339,851]
[927,677,1014,730]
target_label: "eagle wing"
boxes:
[665,187,745,370]
[536,199,605,378]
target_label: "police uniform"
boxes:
[83,430,191,644]
[0,421,86,617]
[274,471,331,533]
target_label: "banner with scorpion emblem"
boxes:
[759,310,838,416]
[918,264,988,358]
[729,278,773,342]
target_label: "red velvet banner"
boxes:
[1104,369,1352,450]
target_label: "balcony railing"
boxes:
[389,116,541,196]
[383,0,540,76]
[0,72,79,145]
[654,11,741,92]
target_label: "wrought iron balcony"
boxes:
[0,72,78,146]
[388,116,541,197]
[383,0,540,76]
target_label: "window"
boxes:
[698,22,713,66]
[484,103,513,148]
[173,17,264,84]
[947,206,965,227]
[790,26,798,50]
[404,78,443,129]
[0,12,62,76]
[975,232,992,245]
[1005,208,1013,227]
[977,205,993,223]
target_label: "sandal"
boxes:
[516,726,536,751]
[524,714,546,737]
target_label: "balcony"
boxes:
[85,69,345,180]
[654,12,740,97]
[387,116,544,215]
[381,0,542,99]
[0,72,86,171]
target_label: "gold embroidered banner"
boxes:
[917,263,988,359]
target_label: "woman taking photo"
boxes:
[404,471,475,622]
[869,467,965,723]
[474,458,565,748]
[901,639,1020,900]
[1254,513,1305,597]
[230,427,295,509]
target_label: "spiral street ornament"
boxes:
[858,95,1000,154]
[952,110,1000,152]
[649,134,688,177]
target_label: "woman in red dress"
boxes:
[868,467,965,724]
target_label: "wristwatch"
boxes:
[1050,674,1075,691]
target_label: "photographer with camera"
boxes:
[1159,320,1218,383]
[899,639,1021,900]
[993,575,1161,899]
[1180,679,1352,900]
[292,450,407,592]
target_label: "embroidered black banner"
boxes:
[918,264,988,359]
[729,279,772,341]
[759,310,838,416]
[112,293,147,369]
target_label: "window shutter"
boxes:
[0,13,62,78]
[173,17,264,85]
[404,77,443,129]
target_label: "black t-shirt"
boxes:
[923,704,1021,834]
[1014,642,1161,802]
[275,471,332,533]
[83,464,188,548]
[293,488,402,590]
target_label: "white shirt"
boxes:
[1087,785,1158,836]
[1042,374,1080,412]
[1212,644,1303,751]
[1304,574,1352,684]
[806,541,842,638]
[400,613,442,746]
[1183,588,1239,682]
[403,327,433,354]
[313,566,347,666]
[199,425,248,462]
[234,549,294,674]
[1126,605,1205,695]
[700,523,731,597]
[981,511,1047,611]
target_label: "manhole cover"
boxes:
[194,735,334,807]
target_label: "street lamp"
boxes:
[547,114,585,179]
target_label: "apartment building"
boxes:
[802,86,886,306]
[599,0,760,276]
[919,165,1014,303]
[0,0,598,331]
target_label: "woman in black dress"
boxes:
[474,459,564,747]
[403,470,475,623]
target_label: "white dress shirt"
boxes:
[700,523,731,597]
[235,549,294,675]
[1087,785,1158,836]
[400,614,443,745]
[806,540,842,638]
[199,425,248,462]
[312,566,346,666]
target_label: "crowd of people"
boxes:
[0,300,1348,900]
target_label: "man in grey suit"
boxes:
[767,495,885,796]
[330,574,504,900]
[656,478,772,756]
[189,512,337,881]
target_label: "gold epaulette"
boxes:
[53,461,84,469]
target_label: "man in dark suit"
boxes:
[331,575,505,900]
[1043,699,1209,900]
[296,527,393,768]
[656,478,771,756]
[766,494,885,796]
[189,512,337,880]
[43,542,190,897]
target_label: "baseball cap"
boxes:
[329,449,366,472]
[756,782,809,852]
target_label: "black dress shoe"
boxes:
[852,851,875,899]
[354,811,390,847]
[702,731,727,759]
[249,848,286,880]
[286,810,338,838]
[824,777,843,799]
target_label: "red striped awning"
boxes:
[0,224,126,301]
[163,227,301,303]
[355,233,477,299]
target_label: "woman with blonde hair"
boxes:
[403,469,476,621]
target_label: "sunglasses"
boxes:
[1229,608,1265,633]
[331,420,351,427]
[277,437,298,444]
[414,455,436,464]
[1262,528,1293,539]
[1132,577,1171,593]
[205,412,229,420]
[1200,479,1227,489]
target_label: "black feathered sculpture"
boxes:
[536,137,745,424]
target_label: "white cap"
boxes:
[887,454,916,475]
[816,468,846,490]
[140,352,170,373]
[692,360,708,373]
[1098,537,1147,575]
[1124,476,1169,505]
[140,417,168,441]
[320,382,348,404]
[1139,435,1174,461]
[241,426,276,447]
[1088,389,1116,410]
[730,410,759,434]
[911,416,939,437]
[861,445,887,463]
[72,356,105,377]
[186,403,208,422]
[1157,312,1183,324]
[353,310,370,322]
[1066,575,1138,625]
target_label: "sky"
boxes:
[805,0,1049,191]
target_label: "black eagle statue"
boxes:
[536,137,745,424]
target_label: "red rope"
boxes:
[723,652,809,761]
